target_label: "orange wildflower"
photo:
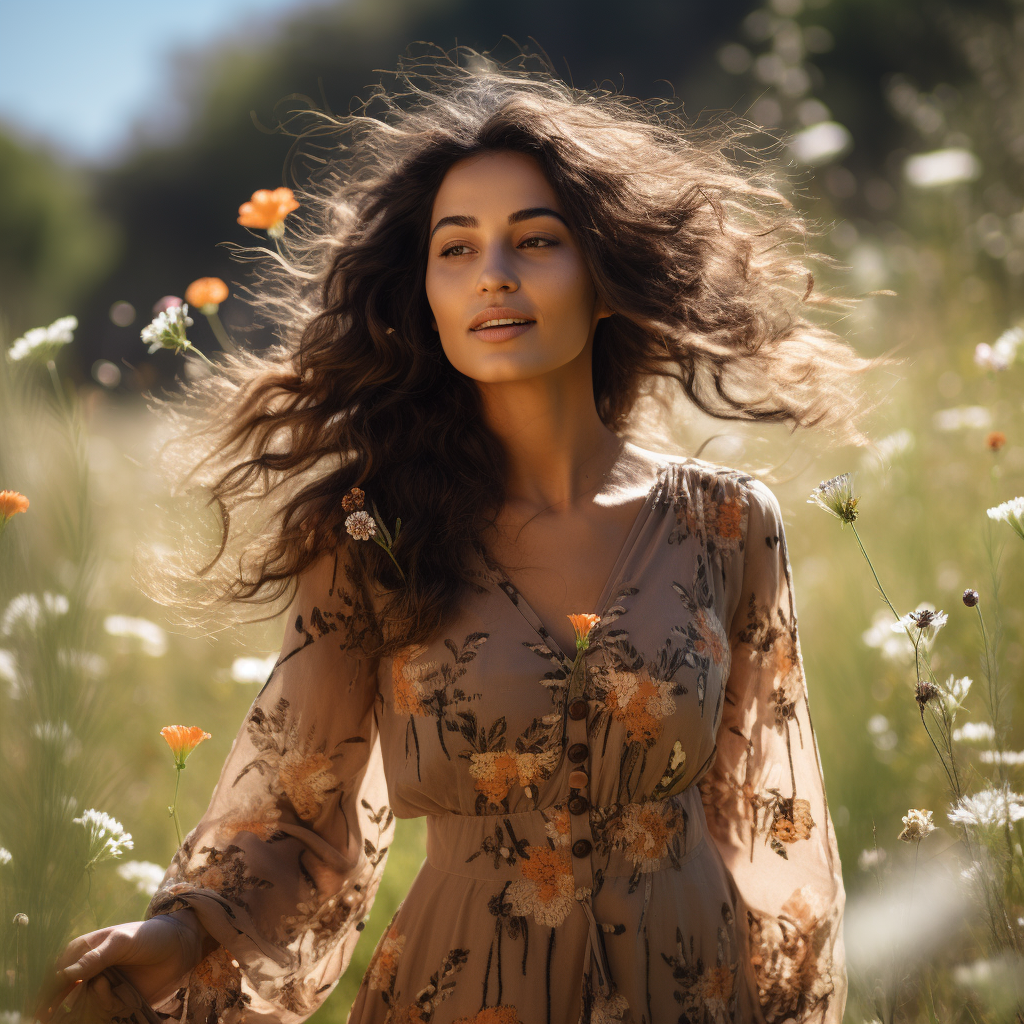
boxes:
[184,277,229,313]
[237,187,300,238]
[568,613,600,650]
[0,490,29,522]
[987,431,1007,452]
[160,725,212,769]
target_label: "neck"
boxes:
[476,345,623,511]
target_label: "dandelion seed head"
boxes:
[807,473,859,524]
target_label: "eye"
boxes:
[439,243,472,258]
[519,236,556,249]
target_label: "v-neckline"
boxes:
[492,461,672,665]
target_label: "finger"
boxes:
[36,978,83,1024]
[63,931,130,983]
[55,930,111,974]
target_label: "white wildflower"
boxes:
[807,472,859,524]
[116,860,166,896]
[953,721,997,743]
[104,614,167,657]
[898,808,935,843]
[58,649,108,678]
[932,405,993,431]
[891,605,947,644]
[939,674,972,714]
[0,649,17,689]
[8,316,78,362]
[0,847,11,866]
[345,510,376,541]
[862,609,914,662]
[861,429,914,471]
[1,592,69,636]
[974,327,1022,371]
[979,750,1024,766]
[986,497,1024,541]
[949,786,1024,828]
[231,654,277,684]
[73,808,134,865]
[858,847,887,871]
[140,304,194,355]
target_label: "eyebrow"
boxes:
[429,207,568,240]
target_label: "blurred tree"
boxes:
[0,130,119,343]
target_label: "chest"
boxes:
[484,496,648,657]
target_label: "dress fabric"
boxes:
[146,457,847,1024]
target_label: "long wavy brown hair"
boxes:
[141,48,888,655]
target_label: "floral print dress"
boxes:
[147,457,846,1024]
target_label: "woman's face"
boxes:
[425,149,612,384]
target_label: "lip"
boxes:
[468,306,536,331]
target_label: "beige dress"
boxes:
[147,457,846,1024]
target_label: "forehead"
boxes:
[430,150,561,223]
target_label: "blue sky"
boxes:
[0,0,323,164]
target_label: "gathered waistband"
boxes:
[424,789,706,884]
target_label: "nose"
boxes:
[475,244,519,295]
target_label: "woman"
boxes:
[53,53,874,1024]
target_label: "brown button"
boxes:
[568,795,589,815]
[568,769,589,789]
[572,839,592,858]
[568,699,588,720]
[567,742,589,763]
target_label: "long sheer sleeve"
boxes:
[146,549,394,1024]
[699,478,846,1023]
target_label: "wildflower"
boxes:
[237,187,299,238]
[807,473,859,525]
[104,614,167,657]
[986,431,1006,452]
[962,588,979,608]
[230,654,277,684]
[952,721,996,743]
[160,725,211,770]
[974,326,1022,371]
[892,605,947,644]
[914,679,938,710]
[74,809,134,866]
[568,613,600,652]
[0,847,11,866]
[898,808,935,843]
[861,429,914,472]
[933,405,992,431]
[1,592,68,637]
[862,609,914,662]
[184,277,228,315]
[938,674,972,714]
[948,785,1024,828]
[986,497,1024,541]
[116,860,166,896]
[345,510,376,541]
[141,303,195,356]
[341,487,365,513]
[7,316,77,363]
[857,847,886,871]
[979,750,1024,766]
[0,491,29,521]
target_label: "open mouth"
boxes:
[471,317,534,331]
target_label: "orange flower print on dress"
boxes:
[366,924,405,990]
[453,1007,525,1024]
[237,187,300,238]
[770,798,815,844]
[277,749,336,820]
[505,844,576,927]
[468,749,558,804]
[543,805,571,847]
[692,608,728,666]
[602,669,676,746]
[613,800,686,872]
[190,946,249,1018]
[217,797,283,842]
[160,725,211,769]
[391,645,438,716]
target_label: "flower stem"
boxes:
[184,342,219,370]
[170,766,183,848]
[204,311,238,355]
[850,525,901,621]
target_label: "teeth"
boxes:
[476,318,530,329]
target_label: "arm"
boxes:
[146,548,393,1023]
[699,478,846,1023]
